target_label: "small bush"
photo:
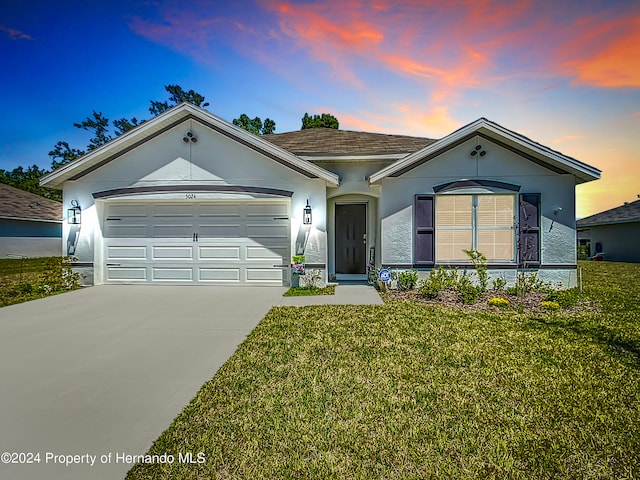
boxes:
[457,276,482,304]
[397,269,419,291]
[541,300,560,311]
[544,288,582,308]
[419,280,441,299]
[488,297,510,308]
[491,276,507,291]
[464,249,488,292]
[507,272,550,296]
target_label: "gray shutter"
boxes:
[518,193,540,266]
[414,195,435,265]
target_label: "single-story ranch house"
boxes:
[40,103,601,287]
[0,183,62,257]
[577,199,640,262]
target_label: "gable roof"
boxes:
[263,128,435,157]
[369,117,601,185]
[40,103,339,189]
[0,183,62,222]
[577,199,640,227]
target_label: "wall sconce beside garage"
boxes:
[303,199,312,225]
[67,200,81,224]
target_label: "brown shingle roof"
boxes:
[263,128,436,156]
[577,199,640,227]
[0,183,62,222]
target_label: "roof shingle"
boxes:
[577,199,640,227]
[0,183,62,222]
[263,128,436,156]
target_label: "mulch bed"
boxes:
[381,288,596,314]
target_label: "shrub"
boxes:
[544,288,582,308]
[301,269,322,289]
[457,276,482,304]
[541,300,560,311]
[488,297,510,308]
[464,249,488,292]
[491,276,507,291]
[397,269,419,291]
[419,280,441,299]
[506,272,550,296]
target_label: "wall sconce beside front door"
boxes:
[68,200,81,224]
[303,199,312,225]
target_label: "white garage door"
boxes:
[102,201,290,285]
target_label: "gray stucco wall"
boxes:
[584,222,640,262]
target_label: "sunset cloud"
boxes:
[0,25,33,41]
[559,14,640,88]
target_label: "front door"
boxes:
[335,203,366,274]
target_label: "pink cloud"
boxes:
[1,25,33,41]
[558,14,640,88]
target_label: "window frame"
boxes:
[435,193,517,263]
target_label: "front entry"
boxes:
[335,203,367,274]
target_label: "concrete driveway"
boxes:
[0,285,286,480]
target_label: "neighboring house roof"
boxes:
[369,117,601,185]
[0,183,62,223]
[577,199,640,227]
[263,128,435,158]
[40,103,340,189]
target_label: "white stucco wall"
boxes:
[378,136,579,282]
[61,119,328,284]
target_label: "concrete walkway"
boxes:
[0,284,381,480]
[277,284,383,306]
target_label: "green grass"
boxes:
[127,262,640,479]
[283,285,336,296]
[0,256,81,307]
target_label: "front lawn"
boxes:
[127,261,640,479]
[283,285,336,296]
[0,256,81,307]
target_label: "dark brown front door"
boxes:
[335,203,366,274]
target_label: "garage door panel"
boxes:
[152,224,195,238]
[246,268,286,282]
[246,246,287,260]
[107,246,147,260]
[247,224,289,238]
[199,268,241,282]
[105,223,148,238]
[199,224,242,237]
[247,203,288,217]
[107,267,147,281]
[152,246,194,260]
[153,204,195,217]
[152,267,193,281]
[199,246,241,260]
[199,204,241,217]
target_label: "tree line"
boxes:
[0,85,339,201]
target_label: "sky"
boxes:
[1,0,638,218]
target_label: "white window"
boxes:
[436,194,515,262]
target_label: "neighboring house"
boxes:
[40,103,601,287]
[0,183,62,257]
[576,199,640,262]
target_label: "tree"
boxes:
[233,114,276,135]
[149,85,209,116]
[0,165,61,201]
[301,112,339,129]
[48,84,209,170]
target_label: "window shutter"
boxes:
[518,193,540,266]
[414,194,435,265]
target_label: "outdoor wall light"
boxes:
[67,200,81,224]
[182,131,197,143]
[303,199,312,225]
[554,206,563,216]
[470,145,487,157]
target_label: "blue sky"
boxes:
[1,0,639,217]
